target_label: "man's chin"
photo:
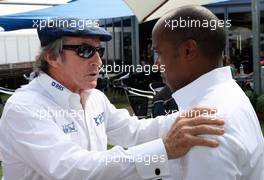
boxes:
[84,82,97,90]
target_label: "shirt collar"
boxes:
[36,73,82,110]
[172,66,233,110]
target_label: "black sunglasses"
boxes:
[62,44,105,59]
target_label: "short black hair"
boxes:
[157,5,226,61]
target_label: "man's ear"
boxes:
[44,51,61,68]
[183,40,198,61]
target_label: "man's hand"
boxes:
[163,107,224,159]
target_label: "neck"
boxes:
[188,60,223,87]
[199,63,222,77]
[197,57,223,75]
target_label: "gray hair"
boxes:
[34,38,64,75]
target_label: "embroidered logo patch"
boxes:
[93,112,105,126]
[62,122,77,134]
[51,81,64,91]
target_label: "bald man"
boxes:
[152,5,264,180]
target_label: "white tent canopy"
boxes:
[124,0,228,22]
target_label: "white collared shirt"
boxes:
[0,73,178,180]
[171,66,264,180]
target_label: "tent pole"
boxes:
[112,18,116,64]
[131,16,139,66]
[224,7,230,57]
[252,0,261,94]
[121,17,124,65]
[104,19,109,66]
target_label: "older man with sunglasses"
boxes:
[0,18,224,180]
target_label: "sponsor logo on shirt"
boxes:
[51,81,64,91]
[93,112,105,126]
[62,122,77,134]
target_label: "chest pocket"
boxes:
[61,121,76,134]
[52,113,88,148]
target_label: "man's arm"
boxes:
[126,111,224,180]
[104,95,224,179]
[0,97,224,180]
[173,107,263,180]
[175,135,239,180]
[171,111,239,180]
[0,104,146,180]
[105,94,223,150]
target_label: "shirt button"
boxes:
[155,168,161,175]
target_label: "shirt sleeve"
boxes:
[103,94,179,179]
[0,102,177,180]
[173,114,247,180]
[104,95,178,147]
[176,139,241,180]
[127,138,170,179]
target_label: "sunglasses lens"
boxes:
[83,49,94,59]
[77,46,94,59]
[98,48,105,58]
[78,46,105,59]
[64,44,104,59]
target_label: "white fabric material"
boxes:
[0,73,178,180]
[171,66,264,180]
[124,0,217,22]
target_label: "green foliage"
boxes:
[261,121,264,134]
[0,163,2,179]
[0,93,11,117]
[245,90,258,108]
[256,95,264,113]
